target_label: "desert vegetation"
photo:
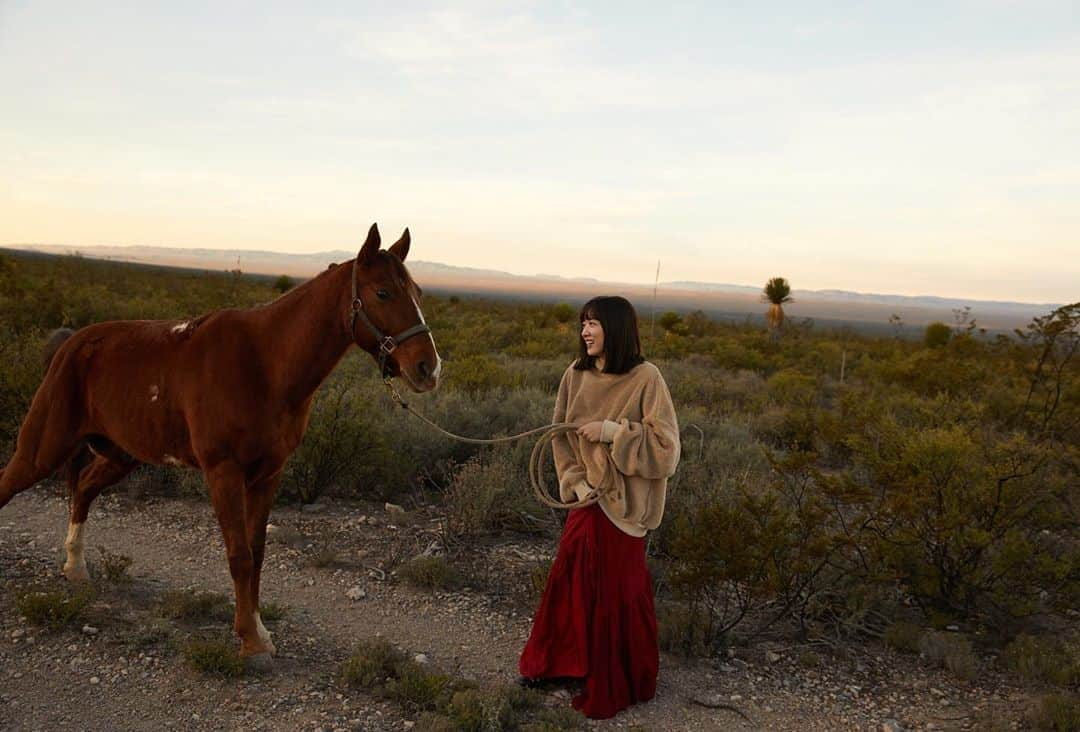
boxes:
[1,250,1078,719]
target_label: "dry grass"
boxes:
[182,639,244,678]
[1028,694,1080,731]
[159,589,233,622]
[397,556,464,592]
[918,631,979,681]
[96,547,134,584]
[17,589,94,631]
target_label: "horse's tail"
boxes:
[43,327,75,372]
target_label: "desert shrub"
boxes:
[924,322,952,348]
[280,373,392,503]
[398,556,464,591]
[183,639,244,677]
[341,637,409,689]
[884,622,923,654]
[17,589,94,630]
[1002,635,1080,686]
[551,303,576,324]
[0,330,47,459]
[97,547,134,584]
[1029,694,1080,731]
[918,631,979,680]
[444,447,550,537]
[386,663,455,713]
[160,590,233,622]
[656,601,717,656]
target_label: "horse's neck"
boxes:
[255,264,356,406]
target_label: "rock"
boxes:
[384,502,405,515]
[766,651,782,663]
[413,653,429,665]
[345,587,366,601]
[11,629,25,639]
[81,625,99,635]
[89,676,100,685]
[403,722,415,729]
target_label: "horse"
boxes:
[0,223,440,668]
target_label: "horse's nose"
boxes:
[417,360,431,380]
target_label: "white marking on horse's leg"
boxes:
[62,521,90,583]
[254,611,275,654]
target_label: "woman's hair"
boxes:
[574,295,645,374]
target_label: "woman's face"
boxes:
[581,317,605,358]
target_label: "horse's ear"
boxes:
[388,228,410,262]
[358,223,381,265]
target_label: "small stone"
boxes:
[384,502,405,515]
[82,625,99,635]
[345,587,366,601]
[766,651,782,663]
[11,629,25,639]
[413,653,429,665]
[89,676,100,685]
[730,694,743,701]
[403,722,415,730]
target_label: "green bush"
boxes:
[924,322,952,348]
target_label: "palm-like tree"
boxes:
[762,277,793,333]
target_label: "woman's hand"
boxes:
[576,421,604,443]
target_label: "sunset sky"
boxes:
[1,2,1077,303]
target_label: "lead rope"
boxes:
[380,378,601,510]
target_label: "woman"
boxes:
[519,295,681,720]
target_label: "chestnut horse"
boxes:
[0,223,440,667]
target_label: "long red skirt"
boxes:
[519,504,659,719]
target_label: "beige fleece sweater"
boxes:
[552,360,681,536]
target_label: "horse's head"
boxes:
[349,223,441,393]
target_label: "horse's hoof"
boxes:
[63,564,91,584]
[243,652,274,675]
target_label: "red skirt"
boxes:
[519,504,659,719]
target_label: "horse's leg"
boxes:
[0,395,82,511]
[63,451,137,583]
[246,473,281,655]
[204,461,269,662]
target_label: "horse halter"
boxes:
[348,254,432,378]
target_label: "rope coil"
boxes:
[383,379,601,510]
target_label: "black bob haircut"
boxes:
[574,296,645,374]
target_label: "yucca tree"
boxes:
[762,277,793,333]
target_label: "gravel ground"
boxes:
[0,489,1035,731]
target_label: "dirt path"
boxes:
[0,489,1031,731]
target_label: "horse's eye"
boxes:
[376,289,390,300]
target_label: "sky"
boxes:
[1,1,1078,304]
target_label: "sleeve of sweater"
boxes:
[602,369,681,480]
[551,367,589,498]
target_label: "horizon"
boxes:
[1,3,1078,303]
[4,242,1065,309]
